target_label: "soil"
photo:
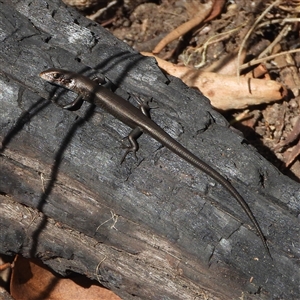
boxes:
[64,0,300,181]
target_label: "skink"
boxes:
[39,68,271,257]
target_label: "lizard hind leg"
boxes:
[120,127,143,164]
[120,95,153,164]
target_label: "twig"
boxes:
[152,1,213,54]
[87,1,117,21]
[194,22,246,68]
[237,0,282,77]
[258,24,291,58]
[257,17,300,27]
[240,48,300,71]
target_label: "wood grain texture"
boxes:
[0,1,299,299]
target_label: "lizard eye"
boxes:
[53,73,60,79]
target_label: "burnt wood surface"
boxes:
[0,1,299,299]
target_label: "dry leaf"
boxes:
[142,52,287,110]
[10,255,121,300]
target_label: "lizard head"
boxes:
[39,68,77,90]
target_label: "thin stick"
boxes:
[258,24,291,58]
[237,0,282,78]
[240,48,300,71]
[152,1,213,54]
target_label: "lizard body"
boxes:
[39,68,270,257]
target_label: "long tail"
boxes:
[150,126,271,257]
